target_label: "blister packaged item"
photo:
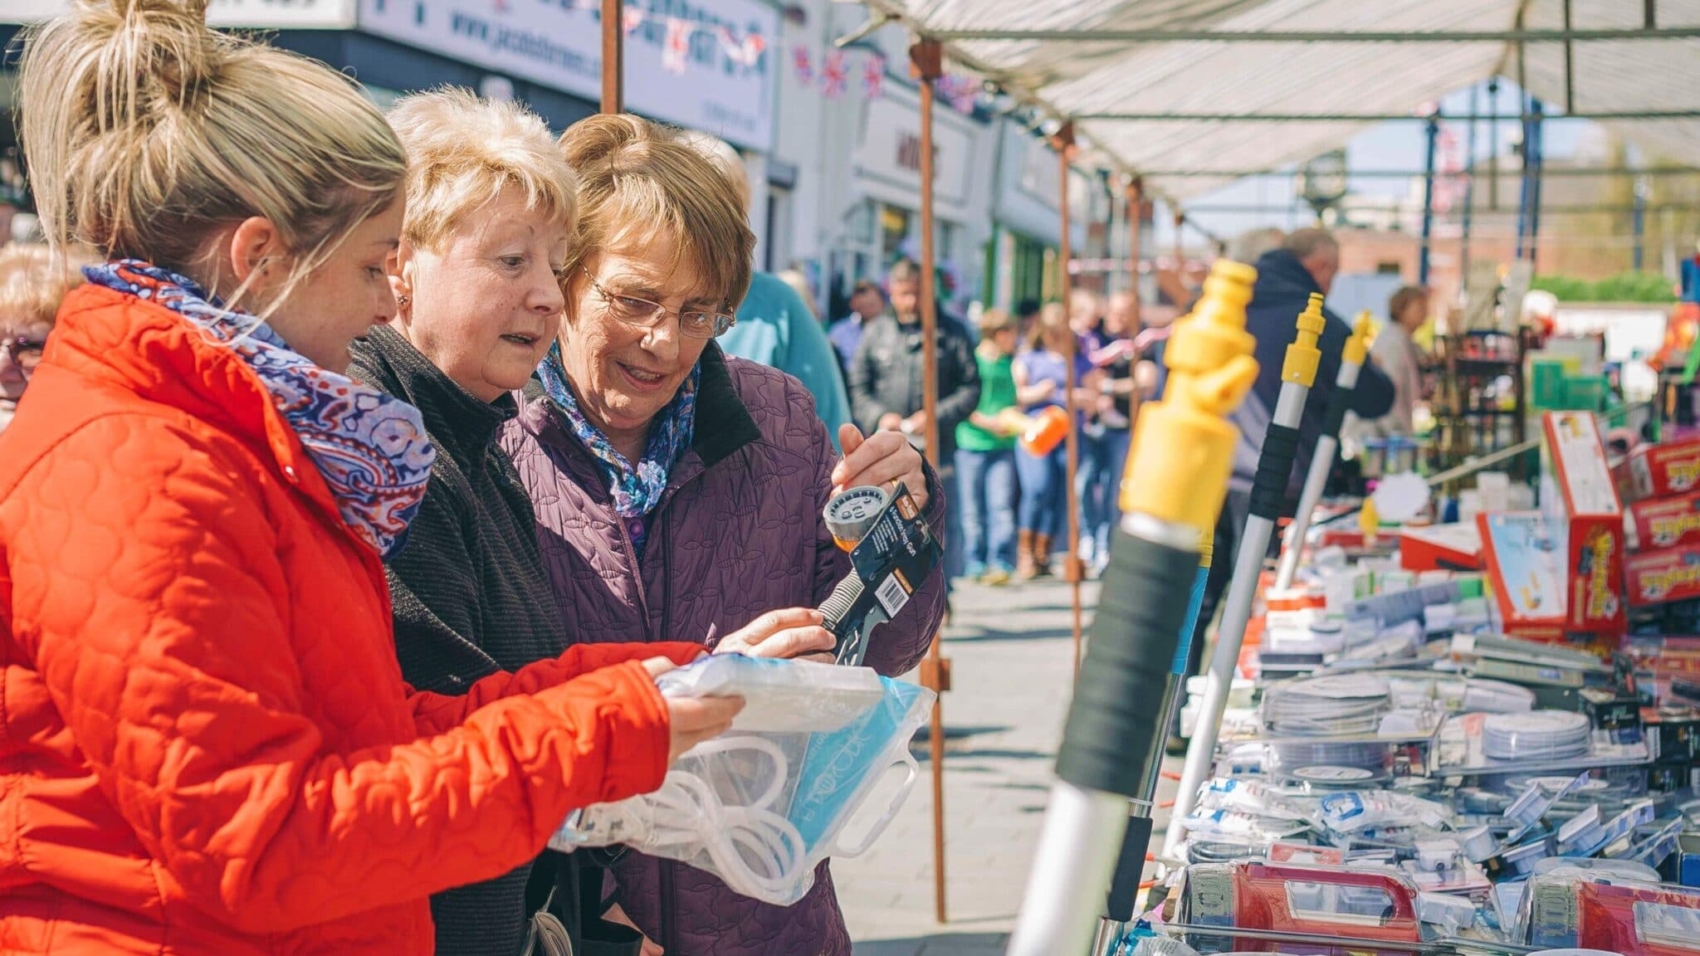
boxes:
[1505,773,1590,842]
[1180,861,1421,950]
[1180,807,1309,843]
[1316,790,1452,834]
[655,655,888,733]
[1195,778,1310,822]
[1126,938,1201,956]
[1417,890,1477,934]
[1522,873,1700,954]
[550,664,934,905]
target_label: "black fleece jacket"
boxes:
[350,324,570,956]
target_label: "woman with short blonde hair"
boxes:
[501,112,950,956]
[0,7,728,954]
[355,88,757,956]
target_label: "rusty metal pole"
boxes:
[1125,176,1145,436]
[600,0,623,112]
[1126,177,1143,335]
[1053,122,1083,677]
[1172,209,1185,274]
[910,38,950,927]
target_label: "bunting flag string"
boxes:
[862,54,885,99]
[553,0,995,111]
[820,50,848,99]
[662,16,690,74]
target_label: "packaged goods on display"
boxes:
[1138,411,1700,955]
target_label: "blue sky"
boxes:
[1151,79,1593,245]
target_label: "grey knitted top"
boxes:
[350,324,568,956]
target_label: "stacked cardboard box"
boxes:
[1620,436,1700,610]
[1478,412,1626,648]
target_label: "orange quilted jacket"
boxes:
[0,284,701,954]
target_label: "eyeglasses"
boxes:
[582,268,736,339]
[4,336,46,374]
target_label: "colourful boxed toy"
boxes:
[1631,492,1700,551]
[1616,434,1700,503]
[1536,411,1627,634]
[1626,546,1700,608]
[1400,522,1483,573]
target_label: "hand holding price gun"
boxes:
[819,481,942,667]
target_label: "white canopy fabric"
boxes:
[867,0,1700,203]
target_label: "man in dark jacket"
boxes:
[847,258,980,580]
[846,259,981,458]
[1170,228,1396,746]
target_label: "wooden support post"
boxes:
[1126,177,1143,333]
[909,36,950,927]
[600,0,623,112]
[1051,122,1084,677]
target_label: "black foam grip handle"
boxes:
[1321,383,1354,441]
[1104,814,1155,922]
[1056,530,1197,796]
[1249,423,1301,521]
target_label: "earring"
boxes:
[396,295,410,307]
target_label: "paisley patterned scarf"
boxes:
[86,261,435,557]
[536,341,698,556]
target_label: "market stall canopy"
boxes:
[864,0,1700,202]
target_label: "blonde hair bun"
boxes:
[18,0,404,301]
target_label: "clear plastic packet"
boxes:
[550,657,934,906]
[652,655,888,733]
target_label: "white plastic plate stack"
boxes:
[1482,710,1591,761]
[1263,674,1391,736]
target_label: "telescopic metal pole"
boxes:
[1007,260,1261,956]
[1273,315,1372,590]
[1090,538,1213,956]
[1162,292,1326,862]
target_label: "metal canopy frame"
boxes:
[931,25,1700,42]
[860,0,1700,206]
[1076,110,1700,122]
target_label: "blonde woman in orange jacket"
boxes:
[0,2,738,952]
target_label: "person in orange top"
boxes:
[0,2,739,954]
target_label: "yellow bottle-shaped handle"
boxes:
[1282,292,1326,388]
[1120,260,1261,540]
[1344,311,1373,366]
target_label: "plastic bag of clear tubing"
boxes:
[550,655,935,906]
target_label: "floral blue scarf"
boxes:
[536,342,698,556]
[86,261,435,557]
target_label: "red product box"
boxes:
[1626,547,1700,607]
[1617,436,1700,502]
[1631,492,1700,551]
[1400,522,1483,572]
[1538,412,1627,633]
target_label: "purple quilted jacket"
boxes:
[500,345,946,956]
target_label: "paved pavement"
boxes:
[836,577,1185,956]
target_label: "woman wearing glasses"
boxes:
[0,244,90,433]
[501,114,949,956]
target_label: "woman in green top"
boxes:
[954,308,1022,584]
